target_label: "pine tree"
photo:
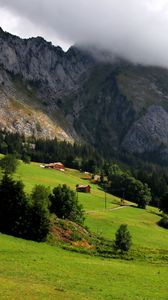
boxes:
[114,224,132,252]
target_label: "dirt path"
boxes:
[109,205,129,211]
[86,205,130,214]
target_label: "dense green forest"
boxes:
[0,129,102,172]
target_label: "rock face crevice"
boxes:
[1,28,168,163]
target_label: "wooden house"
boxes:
[44,162,65,171]
[76,184,91,193]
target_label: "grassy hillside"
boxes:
[1,160,167,252]
[0,233,168,300]
[86,207,168,251]
[13,161,120,211]
[0,160,168,299]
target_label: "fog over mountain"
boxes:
[0,0,168,67]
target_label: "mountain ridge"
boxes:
[1,28,168,164]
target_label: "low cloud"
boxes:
[1,0,168,67]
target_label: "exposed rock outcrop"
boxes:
[122,106,168,153]
[1,27,168,163]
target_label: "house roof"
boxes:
[45,162,64,167]
[76,185,91,188]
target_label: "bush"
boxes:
[22,154,31,164]
[158,214,168,229]
[114,224,132,252]
[49,184,85,225]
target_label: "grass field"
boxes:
[0,160,168,299]
[85,207,168,250]
[0,233,168,300]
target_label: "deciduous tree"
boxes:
[50,184,84,225]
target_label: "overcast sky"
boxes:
[0,0,168,67]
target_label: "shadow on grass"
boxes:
[80,177,91,181]
[147,209,162,217]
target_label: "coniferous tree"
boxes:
[114,224,132,252]
[29,185,51,241]
[0,174,28,237]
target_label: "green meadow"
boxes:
[86,207,168,250]
[14,161,120,211]
[0,160,168,299]
[0,233,168,300]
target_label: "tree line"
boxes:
[99,162,168,211]
[103,164,151,209]
[0,129,102,173]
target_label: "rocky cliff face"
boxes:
[0,27,95,141]
[67,63,168,164]
[0,28,94,95]
[1,27,168,164]
[122,106,168,153]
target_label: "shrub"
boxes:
[158,214,168,229]
[22,154,31,164]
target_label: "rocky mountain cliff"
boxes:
[1,27,168,164]
[0,27,94,142]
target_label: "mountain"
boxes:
[1,27,168,164]
[0,27,94,143]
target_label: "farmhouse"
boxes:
[76,184,91,193]
[44,162,65,171]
